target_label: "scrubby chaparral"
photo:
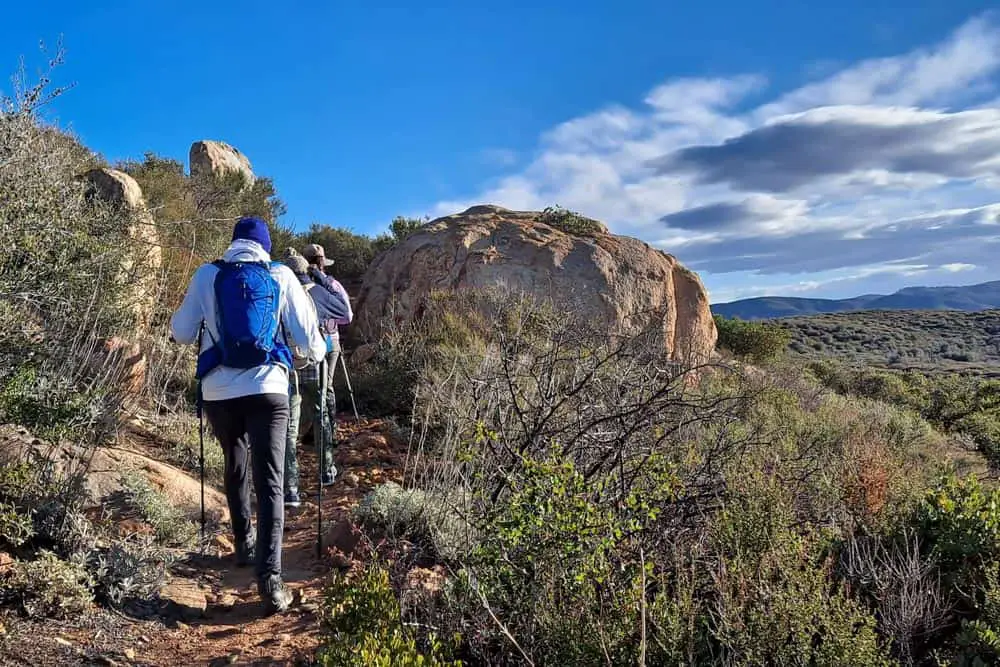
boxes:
[6,50,1000,667]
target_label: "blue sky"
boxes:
[3,1,1000,303]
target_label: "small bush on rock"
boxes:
[538,205,605,237]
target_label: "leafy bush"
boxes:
[538,205,605,237]
[157,415,224,485]
[119,470,197,547]
[0,366,111,443]
[709,508,892,666]
[386,215,427,242]
[953,562,1000,665]
[713,314,791,362]
[284,216,426,284]
[86,533,173,608]
[0,457,95,560]
[0,551,93,619]
[0,502,34,549]
[913,473,1000,590]
[353,482,469,561]
[318,561,461,667]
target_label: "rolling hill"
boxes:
[712,280,1000,320]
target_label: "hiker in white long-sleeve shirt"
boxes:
[169,216,326,615]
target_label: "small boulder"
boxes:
[159,579,208,621]
[325,518,363,558]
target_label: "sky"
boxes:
[3,1,1000,304]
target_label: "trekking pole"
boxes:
[196,323,206,550]
[316,356,327,559]
[338,349,361,422]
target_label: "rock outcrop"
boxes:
[355,205,717,365]
[82,168,162,332]
[189,140,255,186]
[0,425,229,524]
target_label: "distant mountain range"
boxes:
[711,280,1000,320]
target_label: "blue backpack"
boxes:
[195,260,293,379]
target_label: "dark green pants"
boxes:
[284,349,339,492]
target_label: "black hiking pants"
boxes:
[203,393,289,581]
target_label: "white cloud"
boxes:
[709,261,934,303]
[941,262,977,272]
[755,13,1000,118]
[433,12,1000,299]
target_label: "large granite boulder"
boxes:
[81,168,162,333]
[354,205,717,365]
[189,140,255,186]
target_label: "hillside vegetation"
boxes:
[778,309,1000,375]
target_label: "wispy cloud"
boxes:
[434,13,1000,299]
[941,262,977,272]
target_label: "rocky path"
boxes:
[1,417,406,667]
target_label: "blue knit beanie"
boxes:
[232,216,272,253]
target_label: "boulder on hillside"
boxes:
[355,205,717,365]
[189,140,255,186]
[81,168,163,331]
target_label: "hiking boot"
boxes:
[258,574,293,615]
[235,531,256,567]
[321,467,337,487]
[285,488,301,508]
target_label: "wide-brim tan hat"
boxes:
[302,243,335,267]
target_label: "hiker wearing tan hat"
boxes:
[291,244,352,489]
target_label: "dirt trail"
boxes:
[6,416,406,667]
[141,417,404,666]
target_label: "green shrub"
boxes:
[713,314,791,363]
[119,470,197,547]
[913,473,1000,589]
[0,366,106,443]
[538,205,605,237]
[86,533,173,608]
[708,538,892,666]
[353,482,469,561]
[0,551,93,619]
[955,412,1000,464]
[385,216,427,243]
[318,562,462,667]
[950,562,1000,665]
[0,502,34,549]
[161,417,224,485]
[0,457,96,559]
